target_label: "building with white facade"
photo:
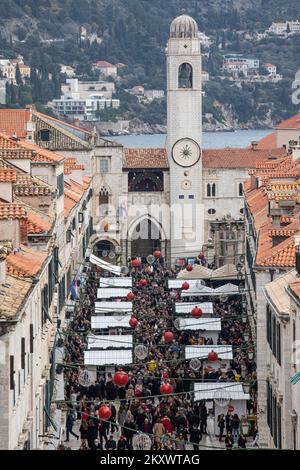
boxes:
[52,78,120,121]
[92,61,118,78]
[267,21,300,36]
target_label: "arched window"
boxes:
[99,187,110,216]
[207,183,216,197]
[178,63,193,88]
[212,183,216,197]
[207,184,211,197]
[239,182,243,197]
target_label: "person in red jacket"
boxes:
[161,415,173,434]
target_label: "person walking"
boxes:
[65,408,79,442]
[189,426,202,450]
[232,414,240,444]
[238,434,247,448]
[218,414,225,442]
[200,403,208,434]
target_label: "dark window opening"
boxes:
[128,171,164,192]
[178,63,193,88]
[38,129,50,142]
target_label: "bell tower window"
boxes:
[178,63,193,89]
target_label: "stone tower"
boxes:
[166,13,204,264]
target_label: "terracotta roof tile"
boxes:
[203,148,286,168]
[64,193,76,218]
[256,235,296,267]
[0,109,31,139]
[255,132,277,149]
[6,245,47,278]
[289,280,300,299]
[0,203,27,220]
[276,114,300,130]
[0,148,35,159]
[19,141,65,164]
[0,275,32,319]
[0,169,17,183]
[123,148,169,169]
[27,210,52,234]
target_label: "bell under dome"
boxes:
[170,13,198,39]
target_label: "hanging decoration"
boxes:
[181,281,190,290]
[78,369,94,387]
[208,350,218,362]
[160,382,173,395]
[131,259,141,268]
[190,358,202,371]
[98,405,112,421]
[198,252,205,260]
[191,306,203,318]
[127,291,135,301]
[134,344,148,360]
[129,317,138,329]
[146,254,155,265]
[164,331,174,343]
[138,279,148,287]
[113,369,129,387]
[132,433,152,450]
[186,264,193,272]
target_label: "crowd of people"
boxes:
[61,258,257,451]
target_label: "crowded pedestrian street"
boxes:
[58,252,258,451]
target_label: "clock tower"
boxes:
[166,13,204,264]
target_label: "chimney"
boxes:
[20,218,28,245]
[251,141,258,151]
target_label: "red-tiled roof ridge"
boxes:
[0,168,17,183]
[0,203,27,220]
[0,109,31,139]
[276,114,300,130]
[6,245,48,278]
[256,231,297,267]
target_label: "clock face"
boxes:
[172,138,201,168]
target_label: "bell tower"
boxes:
[166,12,204,264]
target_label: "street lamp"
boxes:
[244,332,250,342]
[248,348,254,360]
[243,383,251,394]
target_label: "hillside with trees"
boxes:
[0,0,300,128]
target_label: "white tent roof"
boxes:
[169,280,205,289]
[95,301,132,313]
[177,264,238,281]
[185,345,233,360]
[100,277,132,288]
[87,335,133,350]
[177,318,221,331]
[175,302,214,314]
[181,283,240,297]
[90,254,122,276]
[193,382,250,401]
[97,288,132,299]
[84,349,133,366]
[91,315,131,330]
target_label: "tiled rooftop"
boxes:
[0,203,27,220]
[0,275,32,320]
[0,169,17,183]
[0,109,31,139]
[276,113,300,130]
[6,245,48,278]
[123,148,169,169]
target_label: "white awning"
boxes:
[181,283,240,297]
[185,345,233,360]
[91,315,131,330]
[84,349,133,366]
[168,280,205,290]
[175,302,214,314]
[97,288,132,299]
[90,254,122,276]
[177,264,239,281]
[100,277,132,288]
[193,382,250,401]
[177,318,221,331]
[87,335,133,350]
[95,301,133,313]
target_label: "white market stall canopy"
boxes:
[181,283,240,297]
[91,315,131,330]
[193,382,250,401]
[176,318,221,331]
[169,280,204,290]
[185,345,233,360]
[97,288,132,299]
[99,278,132,288]
[175,302,213,314]
[87,335,133,350]
[95,301,133,313]
[90,254,122,276]
[177,264,239,281]
[84,349,133,366]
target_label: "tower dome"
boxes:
[170,13,198,39]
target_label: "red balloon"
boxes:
[186,264,193,272]
[113,369,129,387]
[154,250,161,259]
[98,405,112,421]
[198,252,205,260]
[182,281,190,290]
[129,317,138,329]
[164,331,174,343]
[139,279,148,287]
[160,383,173,395]
[163,372,169,379]
[192,307,203,319]
[208,350,218,362]
[228,405,235,414]
[131,259,141,268]
[127,291,135,301]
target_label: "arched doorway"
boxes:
[129,218,162,261]
[93,240,117,263]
